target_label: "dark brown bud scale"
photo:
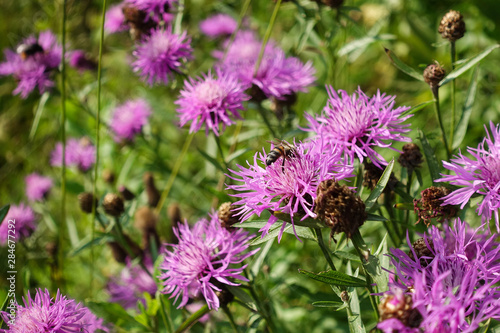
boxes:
[103,193,125,217]
[378,292,422,328]
[314,180,366,239]
[408,238,434,267]
[119,185,136,201]
[144,172,161,208]
[413,186,457,226]
[438,10,466,42]
[78,192,98,214]
[218,202,240,230]
[423,62,446,88]
[398,143,423,172]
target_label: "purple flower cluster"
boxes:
[305,87,412,168]
[0,203,36,246]
[110,98,152,142]
[0,288,108,333]
[50,137,96,172]
[379,219,500,332]
[105,4,128,34]
[216,31,315,100]
[107,257,157,310]
[132,28,192,85]
[200,14,237,38]
[437,122,500,230]
[0,30,61,98]
[227,139,353,242]
[125,0,177,23]
[25,173,53,202]
[176,68,249,136]
[68,50,96,72]
[159,211,258,310]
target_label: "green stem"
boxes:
[222,306,239,333]
[159,294,174,333]
[313,228,336,271]
[155,132,195,215]
[214,134,229,170]
[431,86,451,159]
[256,103,277,138]
[173,0,184,35]
[174,304,211,333]
[243,269,277,333]
[253,0,282,77]
[449,41,456,147]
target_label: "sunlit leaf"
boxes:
[385,48,424,81]
[365,159,394,211]
[452,67,479,150]
[298,269,366,287]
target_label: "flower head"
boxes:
[216,31,315,100]
[25,173,53,202]
[110,98,152,142]
[0,30,61,98]
[107,257,157,310]
[304,87,412,168]
[176,68,248,136]
[437,122,500,230]
[227,139,353,242]
[68,50,96,72]
[0,288,108,333]
[105,4,128,33]
[50,137,96,172]
[132,27,192,85]
[0,203,36,246]
[159,211,257,310]
[200,14,237,38]
[125,0,176,23]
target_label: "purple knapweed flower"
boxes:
[125,0,176,23]
[227,139,353,242]
[378,219,500,333]
[216,30,315,100]
[25,173,53,202]
[110,98,152,142]
[176,68,249,136]
[437,122,500,230]
[0,30,62,98]
[0,288,108,333]
[304,87,412,168]
[68,50,96,72]
[105,4,128,33]
[50,137,96,172]
[107,257,157,310]
[200,14,237,38]
[159,211,258,310]
[0,203,36,246]
[132,27,192,86]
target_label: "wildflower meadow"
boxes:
[1,0,500,332]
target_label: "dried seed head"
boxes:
[78,192,98,214]
[102,169,115,184]
[314,179,366,239]
[408,238,435,267]
[103,193,125,217]
[218,202,240,230]
[144,172,161,208]
[379,290,422,328]
[423,62,446,89]
[413,186,457,226]
[398,143,423,172]
[363,160,398,191]
[438,10,466,42]
[119,185,136,201]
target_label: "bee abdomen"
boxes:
[266,149,282,166]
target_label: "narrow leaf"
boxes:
[418,130,441,183]
[86,301,145,330]
[298,269,366,287]
[385,48,424,81]
[439,44,499,86]
[226,285,257,311]
[312,301,345,309]
[0,205,10,225]
[366,213,388,222]
[29,92,50,140]
[197,148,224,172]
[250,238,273,277]
[402,100,434,116]
[452,67,479,150]
[365,159,394,211]
[250,224,291,246]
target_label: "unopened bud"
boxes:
[103,193,125,217]
[423,62,445,89]
[438,10,466,42]
[218,202,240,230]
[144,172,160,208]
[78,192,98,214]
[102,169,115,184]
[398,143,423,172]
[119,185,136,201]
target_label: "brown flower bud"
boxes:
[134,206,160,251]
[168,203,182,224]
[378,291,422,328]
[423,62,445,89]
[78,192,98,214]
[218,202,240,230]
[103,193,125,217]
[144,172,160,208]
[408,238,434,267]
[119,185,136,201]
[413,186,457,226]
[102,169,115,184]
[363,160,398,191]
[398,143,423,172]
[438,10,466,42]
[314,180,366,239]
[107,234,143,263]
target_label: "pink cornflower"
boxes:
[25,173,53,202]
[125,0,177,23]
[68,50,96,72]
[50,137,96,172]
[0,203,36,245]
[110,98,152,142]
[200,14,237,38]
[176,68,248,136]
[105,4,128,33]
[304,87,412,168]
[437,122,500,230]
[159,212,258,310]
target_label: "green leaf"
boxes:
[364,159,394,211]
[418,130,441,184]
[69,233,114,256]
[250,224,291,245]
[385,48,424,81]
[274,211,329,228]
[0,293,9,329]
[366,213,387,222]
[452,67,479,150]
[439,44,499,86]
[402,100,434,116]
[345,263,366,333]
[312,301,345,309]
[298,269,366,287]
[233,220,268,229]
[0,205,10,225]
[29,92,50,140]
[226,285,257,312]
[250,238,273,277]
[86,301,146,330]
[333,251,361,262]
[196,148,224,172]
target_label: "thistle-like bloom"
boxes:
[227,139,353,242]
[50,137,96,172]
[132,27,192,85]
[110,98,152,142]
[68,50,96,72]
[437,122,500,230]
[304,87,412,168]
[159,212,258,310]
[0,203,36,246]
[200,14,237,38]
[216,31,315,100]
[0,30,61,98]
[25,173,53,202]
[108,257,157,310]
[176,68,249,136]
[125,0,177,23]
[104,4,128,33]
[378,219,500,332]
[0,288,108,333]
